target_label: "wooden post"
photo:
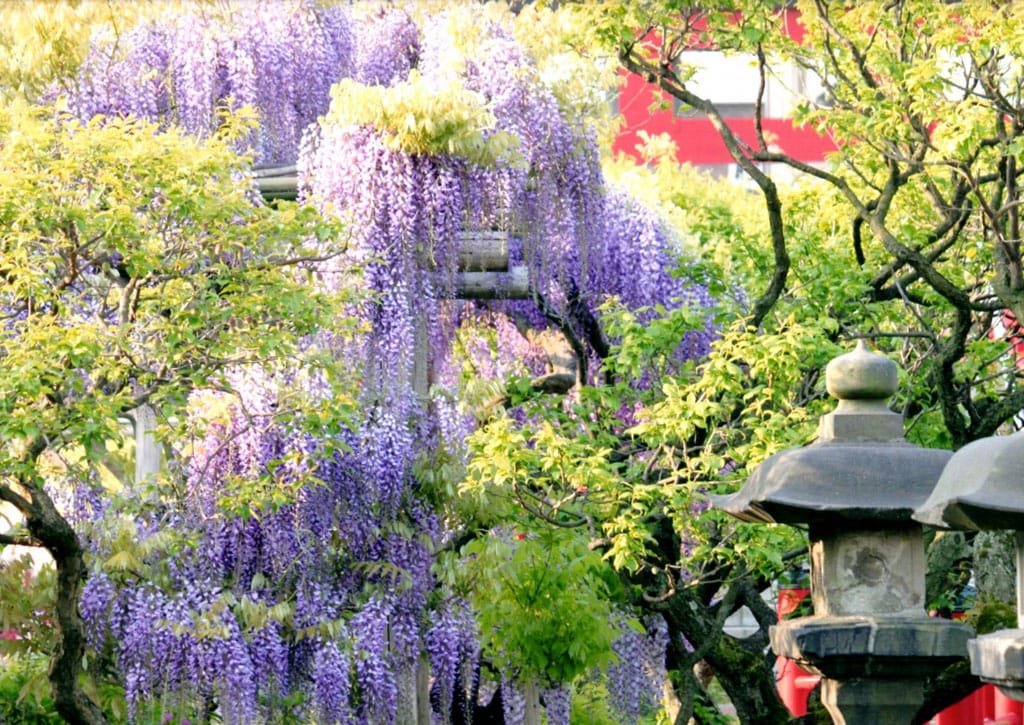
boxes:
[417,653,432,725]
[455,230,510,271]
[133,404,161,484]
[523,679,542,725]
[395,657,420,725]
[403,312,430,724]
[408,230,516,721]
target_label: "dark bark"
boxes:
[430,658,504,725]
[618,49,790,332]
[913,659,981,725]
[654,587,793,725]
[609,5,1024,721]
[23,483,108,725]
[566,281,611,363]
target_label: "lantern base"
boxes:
[773,616,971,724]
[772,615,971,680]
[970,629,1024,702]
[819,677,922,725]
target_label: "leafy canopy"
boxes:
[326,72,518,163]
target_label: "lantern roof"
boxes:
[915,428,1024,531]
[714,341,951,527]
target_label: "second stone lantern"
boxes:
[915,426,1024,701]
[714,341,972,724]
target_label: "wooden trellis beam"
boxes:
[254,165,529,299]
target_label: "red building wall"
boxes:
[612,8,836,167]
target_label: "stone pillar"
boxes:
[820,679,923,725]
[715,341,972,724]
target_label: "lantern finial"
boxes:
[825,340,898,403]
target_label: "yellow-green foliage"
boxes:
[0,1,120,101]
[400,3,513,80]
[460,526,620,686]
[0,1,197,102]
[0,103,351,480]
[0,1,296,105]
[392,2,621,149]
[511,4,621,141]
[326,71,518,163]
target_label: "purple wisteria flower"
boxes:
[71,1,354,164]
[66,5,720,721]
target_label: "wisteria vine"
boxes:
[62,3,711,723]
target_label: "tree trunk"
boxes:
[25,486,108,725]
[657,589,792,725]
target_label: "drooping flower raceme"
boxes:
[606,615,670,725]
[353,7,420,87]
[71,0,354,164]
[65,5,719,722]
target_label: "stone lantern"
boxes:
[915,427,1024,700]
[714,341,972,724]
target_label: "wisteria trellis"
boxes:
[66,3,714,723]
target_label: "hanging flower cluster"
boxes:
[65,4,717,723]
[418,9,605,289]
[412,11,713,391]
[424,598,478,720]
[81,369,440,723]
[353,7,420,87]
[606,616,670,724]
[595,188,716,365]
[71,0,353,164]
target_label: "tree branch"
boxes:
[0,531,41,547]
[618,51,789,330]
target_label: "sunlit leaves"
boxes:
[325,72,519,164]
[461,527,619,686]
[0,108,348,464]
[0,0,149,103]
